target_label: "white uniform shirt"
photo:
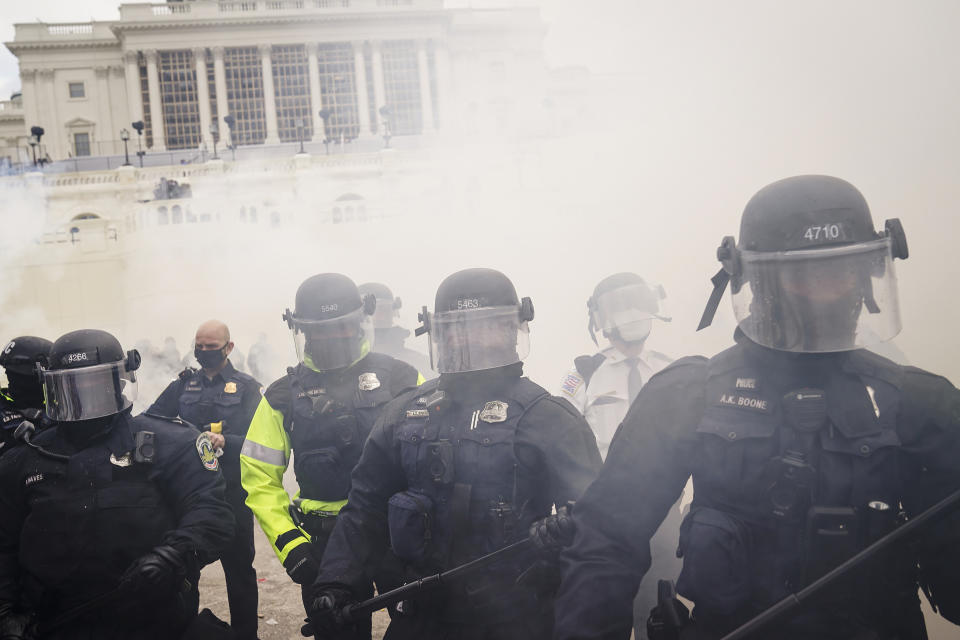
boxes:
[558,344,673,459]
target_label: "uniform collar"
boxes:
[602,344,653,368]
[202,359,236,385]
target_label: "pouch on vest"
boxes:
[294,446,350,501]
[676,507,752,615]
[388,489,435,565]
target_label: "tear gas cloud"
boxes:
[1,0,959,407]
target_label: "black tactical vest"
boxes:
[679,342,911,631]
[282,356,400,502]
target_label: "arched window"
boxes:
[332,207,342,224]
[249,206,258,224]
[157,206,169,225]
[345,206,354,223]
[239,206,247,223]
[357,204,367,222]
[270,211,281,228]
[172,205,183,224]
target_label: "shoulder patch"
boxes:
[196,432,220,471]
[560,372,584,397]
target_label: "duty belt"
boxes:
[290,504,338,540]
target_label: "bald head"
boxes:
[194,320,233,376]
[196,319,231,346]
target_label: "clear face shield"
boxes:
[731,238,901,353]
[42,361,138,422]
[593,283,669,343]
[291,307,375,371]
[425,305,531,374]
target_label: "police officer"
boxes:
[554,175,960,640]
[559,273,672,459]
[358,282,434,376]
[557,274,678,640]
[0,336,52,458]
[239,273,423,637]
[310,268,602,640]
[0,329,234,639]
[148,319,262,640]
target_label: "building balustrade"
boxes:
[118,0,437,21]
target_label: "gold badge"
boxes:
[224,382,237,394]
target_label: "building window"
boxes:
[172,205,183,224]
[139,60,154,148]
[316,43,360,141]
[364,45,377,134]
[207,57,218,128]
[73,133,91,157]
[68,82,85,98]
[272,45,313,143]
[159,50,202,150]
[381,40,422,136]
[427,44,440,129]
[158,206,169,225]
[224,47,267,146]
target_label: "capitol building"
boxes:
[0,0,593,342]
[1,0,552,163]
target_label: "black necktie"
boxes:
[625,357,643,405]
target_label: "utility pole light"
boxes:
[223,114,237,160]
[131,120,145,167]
[120,128,131,166]
[295,118,306,154]
[29,125,44,167]
[209,121,220,160]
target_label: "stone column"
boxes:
[123,51,143,126]
[352,41,371,136]
[110,66,127,137]
[416,40,435,132]
[212,47,229,140]
[306,43,325,142]
[259,44,280,145]
[144,50,166,151]
[370,41,386,133]
[434,40,454,132]
[94,66,114,154]
[193,48,213,147]
[39,69,59,159]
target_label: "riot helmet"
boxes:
[587,273,670,345]
[1,336,52,408]
[698,175,909,353]
[40,329,140,422]
[416,268,534,373]
[283,273,376,371]
[358,282,402,330]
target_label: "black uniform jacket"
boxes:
[0,410,235,619]
[553,331,960,640]
[148,360,261,490]
[316,364,603,593]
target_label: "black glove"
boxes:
[0,603,34,640]
[529,504,576,556]
[303,584,360,639]
[119,544,187,597]
[283,542,320,586]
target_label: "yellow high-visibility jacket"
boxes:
[240,354,422,566]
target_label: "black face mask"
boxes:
[5,371,45,409]
[195,346,227,370]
